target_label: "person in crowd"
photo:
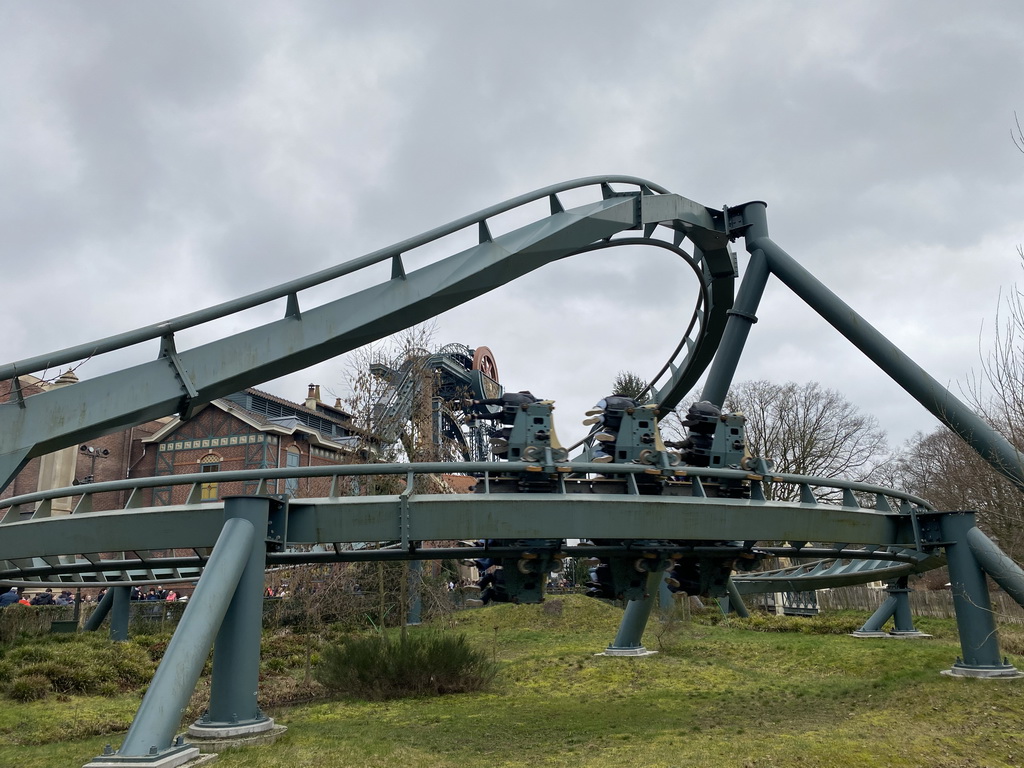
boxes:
[30,588,56,606]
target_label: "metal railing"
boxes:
[1,459,935,521]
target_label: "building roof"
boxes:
[143,387,369,451]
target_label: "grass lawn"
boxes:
[2,596,1023,768]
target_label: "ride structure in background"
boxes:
[1,176,1024,768]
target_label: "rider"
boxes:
[584,393,639,462]
[466,391,538,457]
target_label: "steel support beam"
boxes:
[84,585,115,632]
[110,585,130,642]
[604,571,662,656]
[190,496,277,740]
[852,577,927,637]
[966,526,1024,609]
[94,514,255,766]
[939,513,1021,678]
[702,202,771,406]
[755,233,1024,493]
[724,578,750,618]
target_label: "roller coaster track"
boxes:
[0,175,1019,599]
[11,177,1024,766]
[0,461,940,587]
[0,176,736,492]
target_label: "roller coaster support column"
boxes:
[84,585,116,633]
[111,585,131,642]
[723,578,751,618]
[751,226,1024,494]
[701,202,771,406]
[852,577,928,638]
[966,526,1024,608]
[189,495,279,742]
[940,512,1021,678]
[88,513,256,768]
[604,571,662,656]
[408,560,423,626]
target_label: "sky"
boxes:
[3,2,1024,455]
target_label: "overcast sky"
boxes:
[3,2,1023,454]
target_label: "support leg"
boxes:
[86,514,256,767]
[604,571,662,656]
[940,512,1021,678]
[190,496,278,740]
[852,595,897,637]
[889,578,926,635]
[724,578,750,618]
[853,577,929,638]
[407,560,423,626]
[84,587,116,632]
[110,585,131,642]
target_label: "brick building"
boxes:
[137,384,364,506]
[1,377,365,515]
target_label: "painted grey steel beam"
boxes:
[752,228,1024,493]
[725,578,750,617]
[114,515,255,759]
[0,195,640,485]
[966,525,1024,609]
[605,570,663,654]
[940,512,1019,676]
[701,202,771,406]
[110,586,130,642]
[198,497,274,736]
[856,595,899,633]
[83,584,115,632]
[0,505,227,560]
[0,497,914,567]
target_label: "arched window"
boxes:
[199,453,221,501]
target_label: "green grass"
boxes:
[2,597,1024,767]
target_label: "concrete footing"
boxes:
[186,722,288,753]
[83,745,216,768]
[598,646,657,657]
[941,665,1023,679]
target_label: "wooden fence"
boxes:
[815,584,1024,625]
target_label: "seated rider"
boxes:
[466,391,537,457]
[664,400,720,467]
[584,393,639,462]
[478,567,510,604]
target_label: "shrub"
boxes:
[0,635,155,699]
[315,630,497,700]
[20,660,100,694]
[9,674,51,702]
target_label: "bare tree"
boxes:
[888,119,1024,559]
[891,428,1024,559]
[1013,111,1024,155]
[913,247,1024,559]
[724,380,889,501]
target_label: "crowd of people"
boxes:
[0,586,80,606]
[129,586,185,602]
[0,585,196,607]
